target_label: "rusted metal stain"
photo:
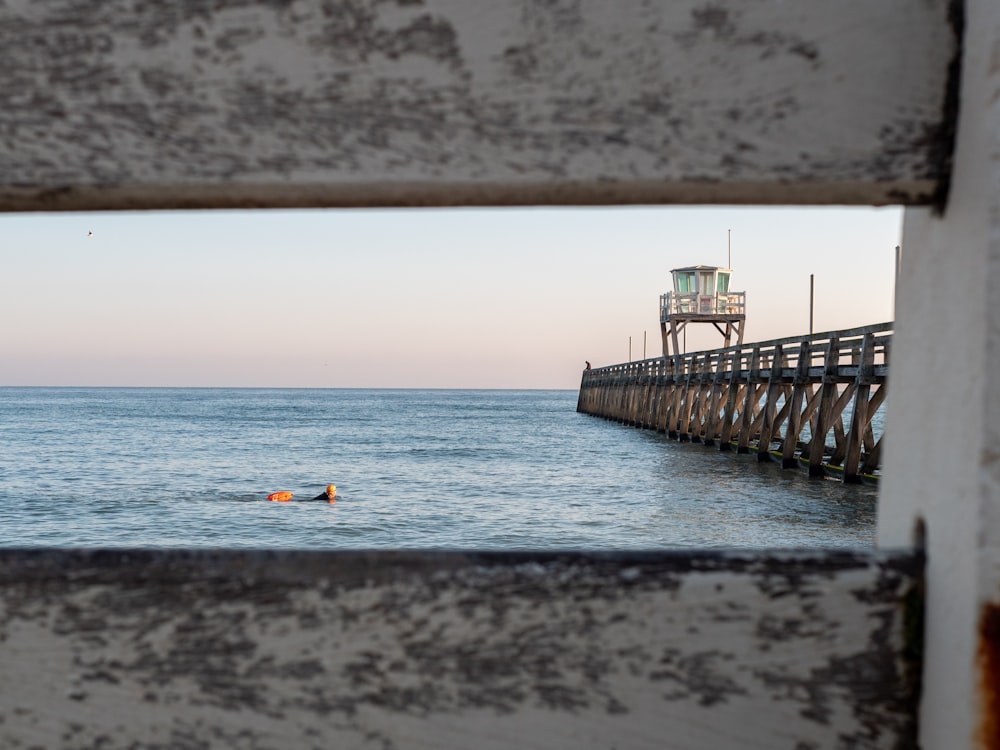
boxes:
[978,602,1000,750]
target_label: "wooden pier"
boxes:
[578,322,891,483]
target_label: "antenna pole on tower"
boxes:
[728,229,732,268]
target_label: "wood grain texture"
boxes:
[0,548,920,749]
[0,0,957,211]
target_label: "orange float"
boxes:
[267,491,294,502]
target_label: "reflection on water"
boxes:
[620,428,877,548]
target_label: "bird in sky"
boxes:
[86,231,93,237]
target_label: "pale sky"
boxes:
[0,206,901,389]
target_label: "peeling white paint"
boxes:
[0,0,956,210]
[0,550,919,749]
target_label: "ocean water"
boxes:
[0,388,877,549]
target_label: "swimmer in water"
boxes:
[311,484,337,504]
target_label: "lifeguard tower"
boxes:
[659,265,746,357]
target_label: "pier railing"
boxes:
[578,322,891,482]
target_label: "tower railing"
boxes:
[660,291,746,320]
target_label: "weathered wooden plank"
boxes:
[0,0,957,211]
[862,433,884,475]
[680,369,699,441]
[738,374,764,453]
[782,343,812,468]
[718,351,743,449]
[703,352,728,444]
[800,384,822,433]
[0,549,921,749]
[703,372,726,446]
[831,414,849,466]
